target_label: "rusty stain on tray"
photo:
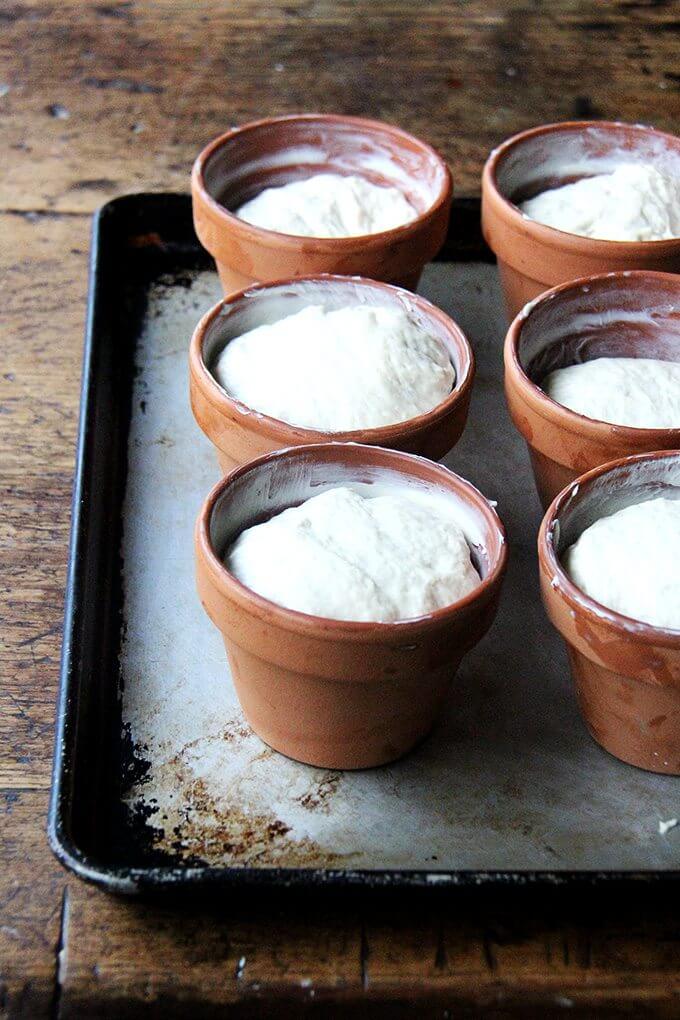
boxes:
[149,758,354,868]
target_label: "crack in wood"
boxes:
[434,922,449,971]
[1,208,91,220]
[17,623,62,647]
[359,920,370,992]
[482,929,498,972]
[49,886,69,1020]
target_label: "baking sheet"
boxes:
[121,263,679,872]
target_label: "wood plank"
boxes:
[58,887,680,1017]
[59,884,363,1018]
[0,213,89,790]
[0,212,87,1017]
[1,1,679,213]
[0,790,66,1018]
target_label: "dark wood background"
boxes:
[1,1,679,1015]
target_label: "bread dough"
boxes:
[213,303,455,431]
[520,164,680,241]
[236,172,417,237]
[226,486,480,622]
[564,497,680,629]
[543,357,680,428]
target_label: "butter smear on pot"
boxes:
[564,497,680,630]
[236,172,417,237]
[226,486,480,622]
[213,303,455,430]
[543,357,680,428]
[520,164,680,241]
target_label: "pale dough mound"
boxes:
[564,497,680,629]
[520,164,680,241]
[214,303,455,431]
[236,172,417,237]
[543,357,680,429]
[226,486,480,623]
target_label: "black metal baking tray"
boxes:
[48,194,679,894]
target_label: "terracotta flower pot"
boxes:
[482,120,680,319]
[190,274,475,475]
[191,113,452,295]
[195,443,507,769]
[538,451,680,775]
[504,270,680,508]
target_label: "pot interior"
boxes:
[208,447,502,582]
[495,123,680,204]
[549,452,680,557]
[201,117,447,214]
[201,278,470,390]
[516,273,680,384]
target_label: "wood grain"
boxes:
[0,1,678,213]
[1,1,679,1016]
[1,213,88,789]
[57,887,680,1017]
[0,791,66,1017]
[0,212,88,1016]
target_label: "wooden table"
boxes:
[2,2,679,1015]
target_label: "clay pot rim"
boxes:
[483,120,680,254]
[191,113,453,250]
[538,449,680,647]
[190,273,475,445]
[196,442,507,638]
[504,269,680,442]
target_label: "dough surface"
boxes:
[520,164,680,241]
[213,303,455,431]
[226,486,480,623]
[236,172,417,237]
[543,357,680,428]
[564,497,680,630]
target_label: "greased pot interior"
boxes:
[493,121,680,206]
[190,274,475,473]
[516,272,680,382]
[545,453,680,587]
[198,114,450,233]
[207,445,503,605]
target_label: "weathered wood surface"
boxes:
[1,212,88,1018]
[1,1,679,1016]
[54,886,680,1017]
[1,0,679,213]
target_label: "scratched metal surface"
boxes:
[120,263,679,872]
